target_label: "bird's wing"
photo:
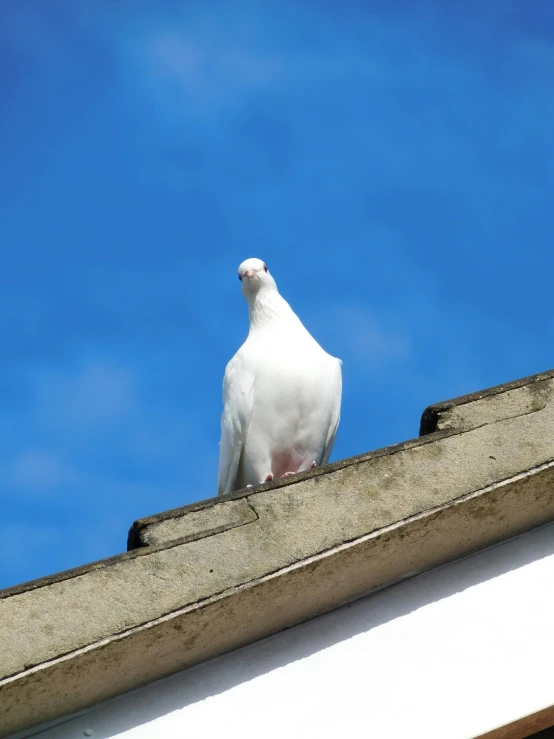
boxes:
[320,359,343,466]
[217,351,255,496]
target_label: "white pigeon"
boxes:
[217,257,342,496]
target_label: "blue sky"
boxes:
[1,0,553,588]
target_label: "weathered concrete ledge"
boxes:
[2,369,554,737]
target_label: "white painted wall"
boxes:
[27,523,554,739]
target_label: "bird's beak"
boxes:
[244,269,256,278]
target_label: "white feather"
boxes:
[217,353,254,497]
[217,258,342,496]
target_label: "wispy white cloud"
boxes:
[141,28,284,110]
[0,349,216,509]
[322,304,410,372]
[2,0,554,588]
[32,359,138,431]
[88,0,554,240]
[1,449,80,498]
[345,308,409,367]
[0,522,61,567]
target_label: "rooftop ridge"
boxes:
[2,367,554,737]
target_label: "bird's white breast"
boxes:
[238,335,340,481]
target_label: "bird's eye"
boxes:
[238,273,242,281]
[263,264,268,272]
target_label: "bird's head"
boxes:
[238,258,277,298]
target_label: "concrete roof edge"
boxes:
[0,432,453,602]
[2,367,554,737]
[126,429,452,550]
[419,367,554,435]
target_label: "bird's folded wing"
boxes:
[321,359,342,466]
[217,353,255,496]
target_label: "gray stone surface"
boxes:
[419,368,554,434]
[2,368,554,737]
[132,498,258,547]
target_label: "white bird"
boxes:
[217,258,342,496]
